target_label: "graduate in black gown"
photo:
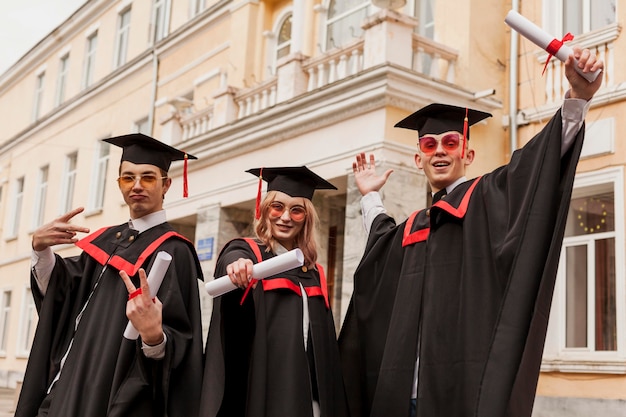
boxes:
[16,134,204,417]
[338,46,603,417]
[201,167,349,417]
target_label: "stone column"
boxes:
[291,0,305,53]
[196,203,254,342]
[211,86,239,128]
[275,52,309,103]
[361,9,418,70]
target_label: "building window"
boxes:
[276,14,292,61]
[82,32,98,89]
[114,8,132,68]
[152,0,171,43]
[60,152,78,214]
[55,54,70,106]
[190,0,206,17]
[32,72,45,121]
[545,0,616,36]
[563,0,615,34]
[550,167,625,368]
[410,0,435,74]
[17,288,37,357]
[134,117,150,135]
[325,0,369,50]
[32,165,49,229]
[88,142,110,211]
[0,291,10,354]
[7,177,24,238]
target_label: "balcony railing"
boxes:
[412,33,458,83]
[235,78,278,119]
[168,10,464,141]
[180,106,214,141]
[538,24,620,104]
[302,39,365,92]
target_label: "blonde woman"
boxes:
[201,167,349,417]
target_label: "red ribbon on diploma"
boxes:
[542,32,574,75]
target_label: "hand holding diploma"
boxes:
[205,248,305,297]
[505,10,603,88]
[120,251,172,341]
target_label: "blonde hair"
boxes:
[254,190,319,267]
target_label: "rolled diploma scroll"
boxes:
[205,248,304,297]
[123,251,172,340]
[504,10,600,83]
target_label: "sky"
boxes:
[0,0,86,74]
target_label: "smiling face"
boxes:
[118,161,171,219]
[267,191,307,250]
[414,130,474,193]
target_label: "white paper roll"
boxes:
[505,10,600,83]
[205,248,305,297]
[123,251,172,340]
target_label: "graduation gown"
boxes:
[15,222,204,417]
[339,110,584,417]
[201,238,349,417]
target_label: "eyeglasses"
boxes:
[269,202,307,222]
[418,133,463,155]
[117,174,168,189]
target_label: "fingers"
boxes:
[226,258,254,289]
[353,153,374,172]
[119,270,136,293]
[138,268,151,299]
[59,206,85,222]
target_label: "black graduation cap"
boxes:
[103,133,197,197]
[103,133,197,172]
[246,166,337,219]
[394,103,492,137]
[247,166,336,200]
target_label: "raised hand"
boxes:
[120,268,164,346]
[566,45,604,101]
[32,207,90,251]
[352,153,394,196]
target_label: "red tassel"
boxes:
[255,168,263,220]
[462,108,469,159]
[183,153,189,198]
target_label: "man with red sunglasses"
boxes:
[340,46,603,417]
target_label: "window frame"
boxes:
[322,0,370,52]
[32,165,49,229]
[151,0,171,44]
[0,290,11,356]
[82,31,98,89]
[16,286,37,358]
[543,166,626,372]
[114,7,132,69]
[87,141,110,212]
[189,0,206,17]
[6,177,24,239]
[32,71,46,121]
[59,152,78,215]
[55,53,70,106]
[543,0,616,36]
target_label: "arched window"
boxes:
[276,14,292,60]
[325,0,369,50]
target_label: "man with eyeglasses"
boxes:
[339,46,603,417]
[17,134,204,417]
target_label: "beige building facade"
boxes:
[0,0,623,414]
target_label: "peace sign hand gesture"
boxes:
[119,268,164,346]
